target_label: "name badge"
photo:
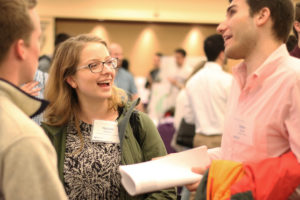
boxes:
[232,118,253,146]
[91,120,120,143]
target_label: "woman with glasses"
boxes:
[41,34,176,200]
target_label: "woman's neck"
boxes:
[77,98,118,124]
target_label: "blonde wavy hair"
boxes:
[44,34,127,127]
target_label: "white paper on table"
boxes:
[119,146,210,196]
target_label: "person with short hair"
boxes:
[168,48,190,90]
[39,32,71,73]
[185,34,232,149]
[145,52,163,89]
[187,0,300,199]
[109,43,138,100]
[0,0,67,199]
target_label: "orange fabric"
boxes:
[231,151,300,199]
[207,160,245,200]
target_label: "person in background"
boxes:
[0,0,67,199]
[287,35,298,52]
[38,32,70,73]
[168,48,192,90]
[42,34,176,200]
[185,34,232,149]
[145,52,163,89]
[121,58,129,70]
[160,48,193,113]
[109,43,138,100]
[290,2,300,58]
[188,0,300,199]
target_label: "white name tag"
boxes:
[91,120,120,143]
[232,118,253,146]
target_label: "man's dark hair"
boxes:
[52,33,71,59]
[175,48,186,57]
[204,34,224,61]
[229,0,294,42]
[156,52,163,57]
[55,33,71,47]
[121,59,129,70]
[286,35,297,52]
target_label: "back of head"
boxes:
[175,48,186,57]
[52,33,71,59]
[239,0,294,42]
[121,59,129,70]
[286,35,297,52]
[204,34,224,62]
[154,52,163,67]
[156,52,163,57]
[55,33,71,47]
[0,0,36,64]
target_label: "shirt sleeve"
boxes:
[185,79,202,133]
[174,89,195,129]
[285,78,300,163]
[183,94,195,124]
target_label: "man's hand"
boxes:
[21,81,41,96]
[185,167,207,191]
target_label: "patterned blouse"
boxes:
[64,120,121,200]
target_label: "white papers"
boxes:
[119,146,210,196]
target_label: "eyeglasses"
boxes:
[77,58,118,73]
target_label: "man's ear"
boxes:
[256,7,271,26]
[15,39,26,60]
[219,51,225,60]
[294,21,300,33]
[65,76,77,88]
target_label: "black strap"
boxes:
[130,110,141,146]
[118,98,140,149]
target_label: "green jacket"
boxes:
[41,99,176,200]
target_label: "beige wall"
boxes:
[37,0,228,24]
[55,19,241,76]
[38,0,300,75]
[40,16,55,56]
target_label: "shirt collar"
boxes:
[204,62,223,71]
[233,44,288,91]
[0,78,48,118]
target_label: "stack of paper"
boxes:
[119,146,210,196]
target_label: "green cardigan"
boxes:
[41,100,176,200]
